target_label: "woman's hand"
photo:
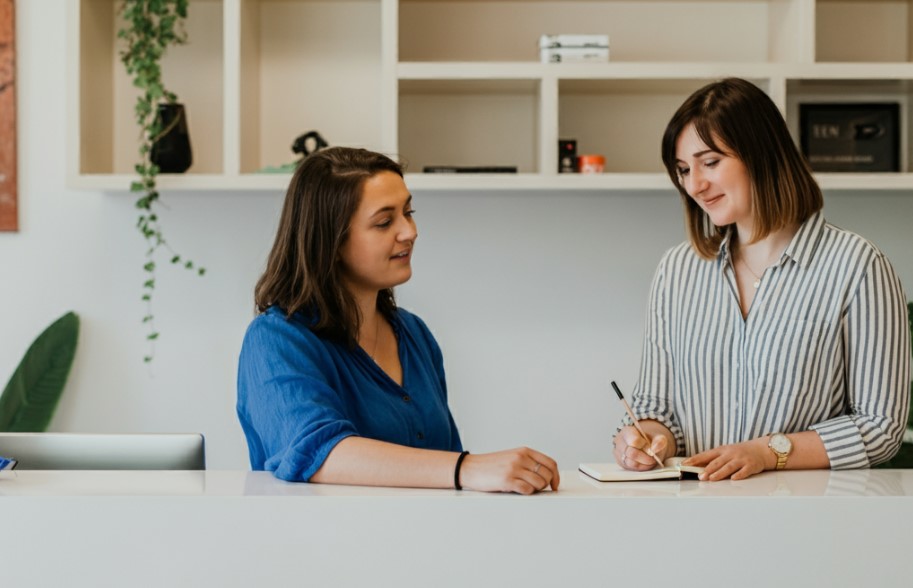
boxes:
[613,421,673,471]
[682,438,773,481]
[459,447,560,495]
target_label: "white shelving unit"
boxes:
[68,0,913,192]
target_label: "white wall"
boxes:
[2,1,912,470]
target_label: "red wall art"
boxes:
[0,0,17,232]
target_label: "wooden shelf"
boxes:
[69,0,913,193]
[73,172,913,193]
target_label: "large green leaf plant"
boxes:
[0,312,79,432]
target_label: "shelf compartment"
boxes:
[816,0,913,63]
[558,78,771,174]
[74,0,224,177]
[398,79,540,173]
[238,0,384,173]
[399,0,804,63]
[786,78,913,173]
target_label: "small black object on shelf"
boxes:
[292,131,329,157]
[150,103,193,173]
[558,139,577,173]
[422,166,518,173]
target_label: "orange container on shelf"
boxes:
[577,154,605,174]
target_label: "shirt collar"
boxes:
[782,210,825,268]
[717,228,735,265]
[715,210,825,269]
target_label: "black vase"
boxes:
[150,103,193,173]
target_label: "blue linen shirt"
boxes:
[237,306,462,481]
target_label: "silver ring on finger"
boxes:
[622,455,628,468]
[533,462,541,474]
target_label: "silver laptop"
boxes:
[0,432,205,470]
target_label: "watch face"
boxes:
[770,434,792,453]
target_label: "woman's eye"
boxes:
[405,209,416,217]
[705,159,719,168]
[677,167,690,177]
[376,219,392,228]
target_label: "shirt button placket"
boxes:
[734,320,747,439]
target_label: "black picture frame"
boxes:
[799,103,900,172]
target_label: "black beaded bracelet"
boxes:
[454,450,470,490]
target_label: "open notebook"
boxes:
[579,456,705,482]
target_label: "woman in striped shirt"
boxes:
[614,78,910,481]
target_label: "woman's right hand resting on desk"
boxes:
[613,420,675,471]
[460,448,560,494]
[311,437,559,494]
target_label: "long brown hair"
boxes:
[661,78,823,259]
[254,147,404,345]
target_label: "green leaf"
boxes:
[171,255,181,264]
[0,312,80,432]
[147,332,160,341]
[197,268,206,276]
[144,261,156,272]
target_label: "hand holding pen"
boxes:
[611,381,669,470]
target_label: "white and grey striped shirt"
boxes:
[629,211,910,468]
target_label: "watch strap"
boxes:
[775,451,788,470]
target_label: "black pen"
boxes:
[611,381,664,468]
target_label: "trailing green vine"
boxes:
[117,0,204,363]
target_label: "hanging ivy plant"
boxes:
[117,0,204,363]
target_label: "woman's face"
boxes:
[674,123,753,231]
[338,171,417,298]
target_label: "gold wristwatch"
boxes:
[768,433,792,470]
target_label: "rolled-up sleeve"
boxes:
[811,253,911,468]
[237,316,359,482]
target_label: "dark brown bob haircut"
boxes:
[254,146,404,345]
[661,77,823,259]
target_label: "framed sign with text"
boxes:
[799,103,900,173]
[0,0,16,231]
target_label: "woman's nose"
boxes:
[687,168,708,195]
[398,218,417,242]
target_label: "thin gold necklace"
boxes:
[737,255,763,289]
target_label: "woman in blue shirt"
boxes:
[238,147,559,494]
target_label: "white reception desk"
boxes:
[2,469,912,587]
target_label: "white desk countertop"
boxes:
[2,467,913,496]
[2,469,912,587]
